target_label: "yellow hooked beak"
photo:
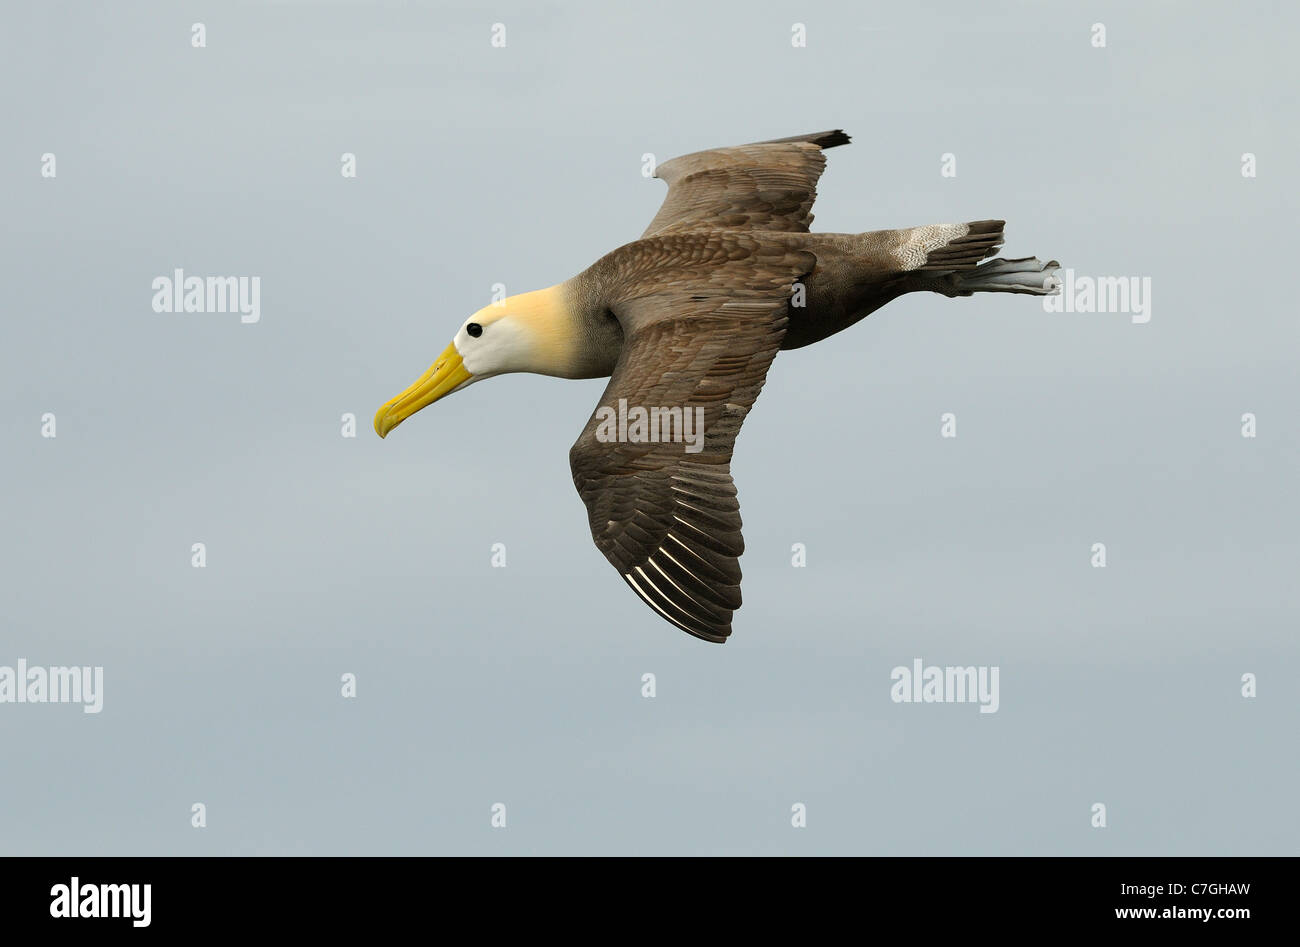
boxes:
[374,342,474,438]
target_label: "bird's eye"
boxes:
[466,322,483,338]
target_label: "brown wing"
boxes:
[641,130,851,239]
[569,240,815,642]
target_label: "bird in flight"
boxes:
[375,130,1059,643]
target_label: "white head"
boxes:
[374,285,572,437]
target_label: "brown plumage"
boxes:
[570,237,814,641]
[375,130,1060,643]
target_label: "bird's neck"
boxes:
[497,282,610,379]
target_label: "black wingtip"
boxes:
[760,129,851,150]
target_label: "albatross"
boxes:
[374,130,1059,643]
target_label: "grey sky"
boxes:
[2,0,1296,854]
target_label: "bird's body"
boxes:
[376,130,1059,643]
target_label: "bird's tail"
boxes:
[913,220,1060,296]
[914,219,1006,270]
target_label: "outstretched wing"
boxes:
[569,238,815,642]
[641,130,851,238]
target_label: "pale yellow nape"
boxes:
[468,284,580,377]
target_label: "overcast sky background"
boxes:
[2,0,1296,855]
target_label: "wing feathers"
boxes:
[570,239,813,641]
[641,131,850,238]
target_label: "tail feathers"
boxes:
[953,256,1061,295]
[916,219,1005,271]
